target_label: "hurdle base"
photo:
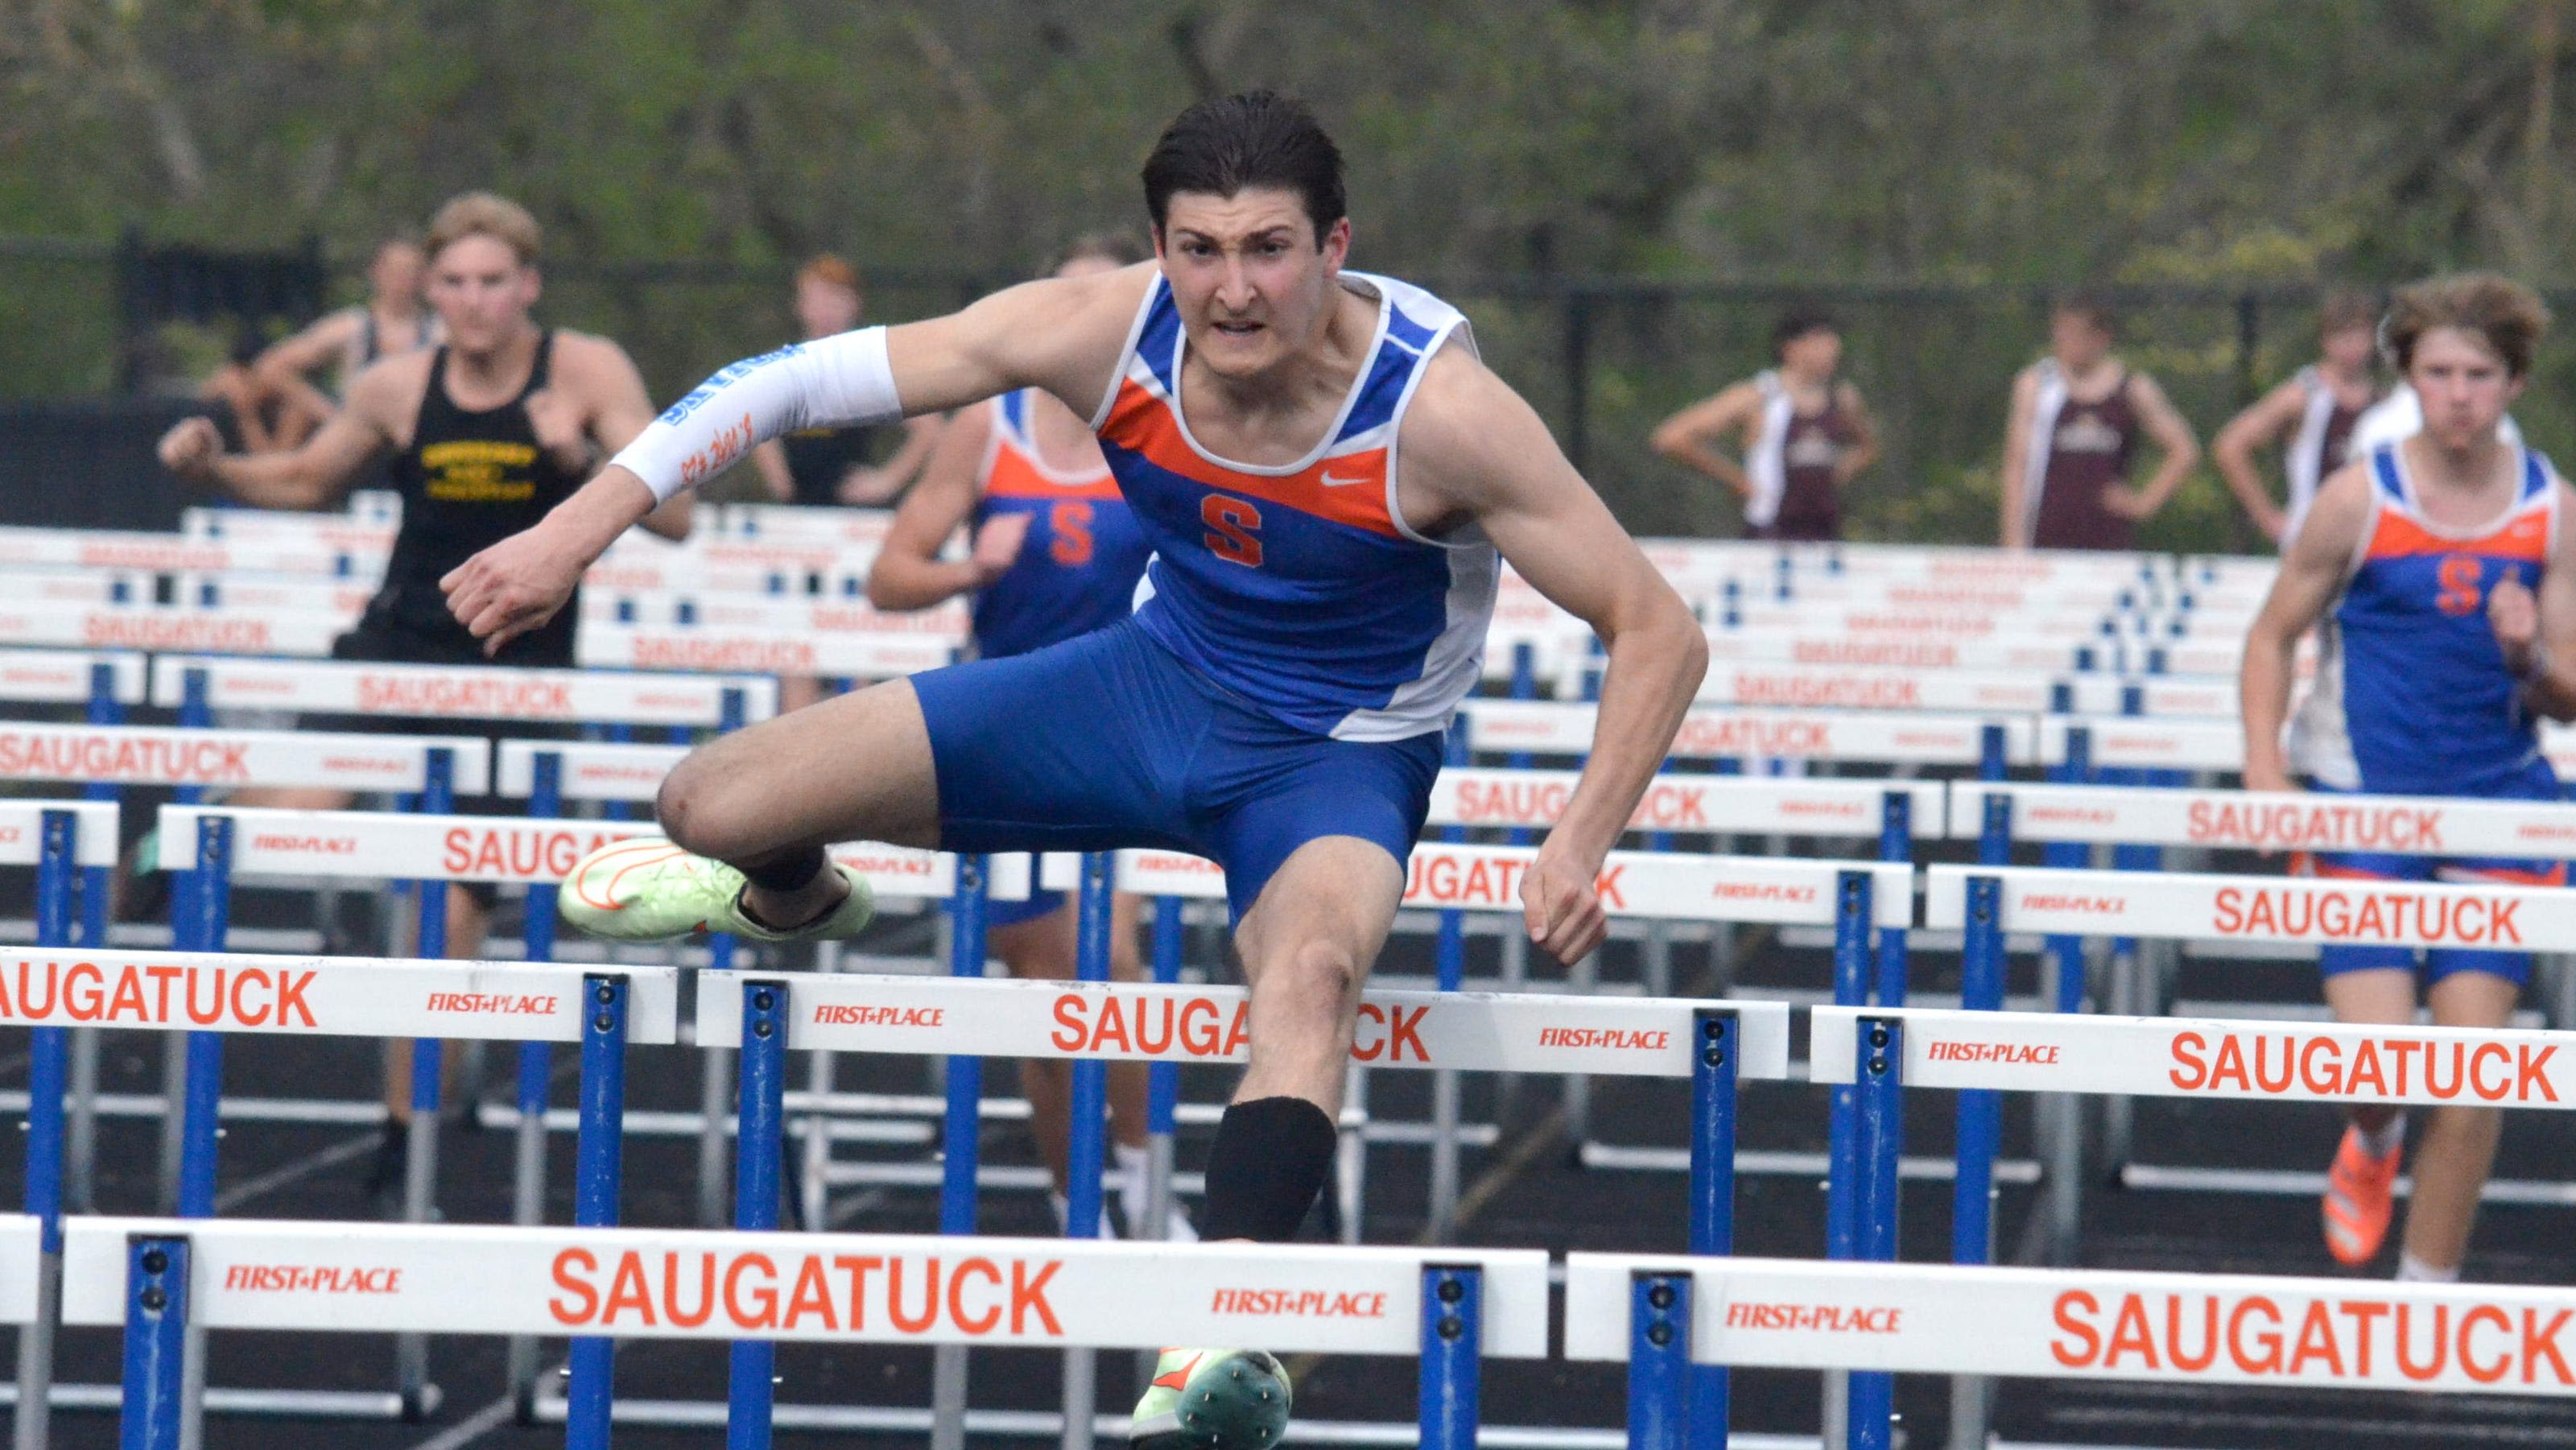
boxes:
[1581,1142,2045,1184]
[2118,1162,2576,1205]
[0,1381,440,1419]
[528,1395,1834,1448]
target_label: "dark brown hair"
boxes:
[2051,291,2117,338]
[1141,91,1345,240]
[1771,308,1839,361]
[2317,289,2380,338]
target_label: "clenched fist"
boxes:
[2489,576,2541,675]
[524,389,592,474]
[157,416,225,482]
[968,513,1032,584]
[1521,841,1609,966]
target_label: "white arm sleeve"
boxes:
[609,326,903,502]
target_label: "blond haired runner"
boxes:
[158,192,690,1204]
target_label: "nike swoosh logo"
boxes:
[1320,472,1374,487]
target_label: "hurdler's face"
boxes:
[1158,188,1350,382]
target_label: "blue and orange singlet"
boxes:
[968,389,1150,660]
[1089,271,1498,742]
[2290,442,2562,797]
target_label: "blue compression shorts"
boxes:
[910,618,1444,924]
[2300,769,2568,987]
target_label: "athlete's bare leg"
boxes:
[2323,968,2417,1138]
[1228,836,1405,1118]
[229,787,357,812]
[999,892,1151,1189]
[2404,970,2518,1271]
[382,890,481,1124]
[654,678,941,923]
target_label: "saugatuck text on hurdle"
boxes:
[2013,883,2537,944]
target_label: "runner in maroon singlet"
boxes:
[1651,310,1877,540]
[2214,291,2383,547]
[1999,293,2202,550]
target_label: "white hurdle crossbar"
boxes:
[70,1217,1543,1450]
[147,655,780,727]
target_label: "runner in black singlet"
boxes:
[351,330,588,666]
[159,192,687,1204]
[751,254,943,506]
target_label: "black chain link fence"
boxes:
[10,235,2576,549]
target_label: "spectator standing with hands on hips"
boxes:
[1650,309,1877,540]
[1998,293,2201,550]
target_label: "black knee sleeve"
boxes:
[1200,1096,1338,1241]
[740,846,828,893]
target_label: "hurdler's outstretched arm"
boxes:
[441,263,1154,653]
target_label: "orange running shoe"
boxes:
[2322,1124,2400,1266]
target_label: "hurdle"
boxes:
[487,742,1087,1243]
[151,802,1044,1219]
[1913,858,2576,1244]
[578,622,955,681]
[146,653,780,728]
[476,733,1924,1231]
[1566,1250,2576,1450]
[0,525,370,578]
[0,931,678,1437]
[1949,771,2576,1221]
[675,849,1790,1448]
[0,601,354,659]
[0,648,145,927]
[69,1215,1546,1450]
[1794,861,2576,1446]
[1413,771,1935,1216]
[0,800,115,1450]
[147,798,692,1423]
[1460,699,2037,775]
[1955,775,2576,1024]
[0,723,495,1220]
[1808,995,2576,1449]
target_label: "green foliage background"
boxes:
[7,0,2576,547]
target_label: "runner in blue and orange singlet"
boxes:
[443,94,1707,1450]
[2244,273,2576,1286]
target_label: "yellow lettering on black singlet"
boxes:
[421,440,540,503]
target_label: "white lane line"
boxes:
[402,1386,522,1450]
[212,1129,382,1212]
